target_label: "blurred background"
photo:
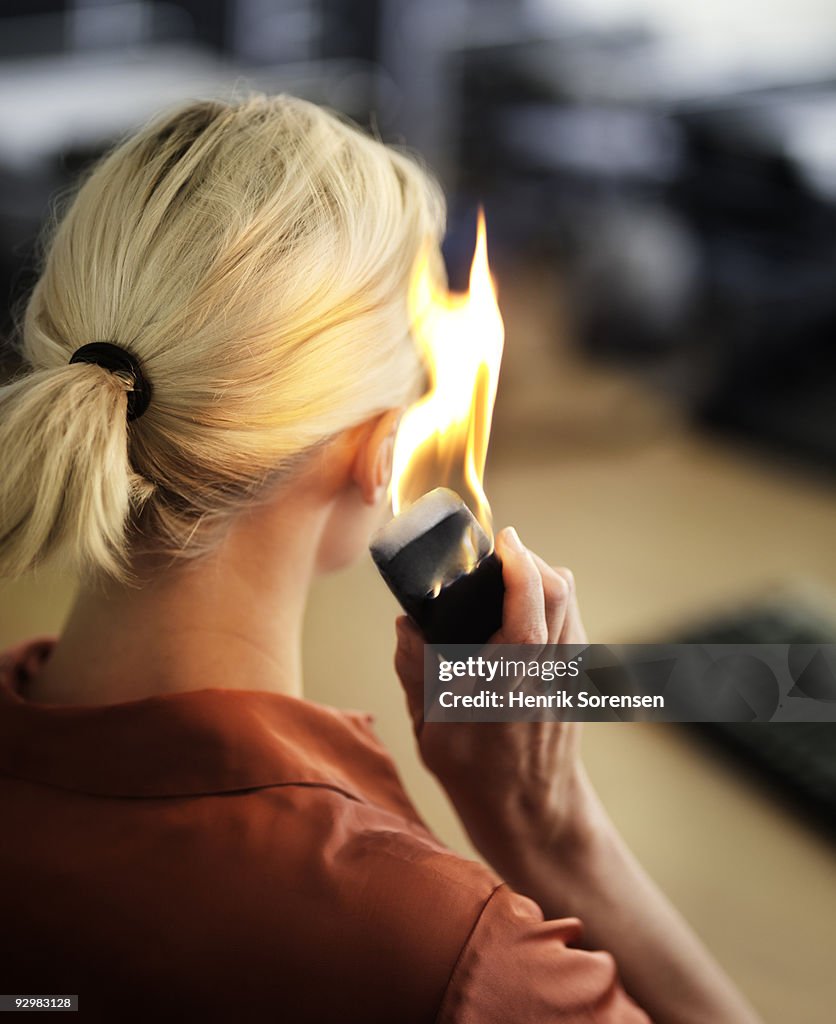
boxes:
[0,2,834,1020]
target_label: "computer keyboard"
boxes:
[671,600,836,836]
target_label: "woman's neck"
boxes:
[24,487,331,707]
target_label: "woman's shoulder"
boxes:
[234,775,505,928]
[187,781,500,1019]
[225,783,648,1022]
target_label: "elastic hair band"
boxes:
[68,342,152,422]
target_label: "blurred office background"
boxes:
[0,2,835,1021]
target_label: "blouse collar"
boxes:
[0,636,413,815]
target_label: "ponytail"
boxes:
[0,362,154,582]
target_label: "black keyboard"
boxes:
[671,602,836,837]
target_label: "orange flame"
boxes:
[390,209,505,545]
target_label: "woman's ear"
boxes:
[351,408,402,506]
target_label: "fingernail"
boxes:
[504,527,524,552]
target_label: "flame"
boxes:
[390,209,505,544]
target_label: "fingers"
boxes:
[394,531,587,743]
[493,528,547,644]
[551,566,588,644]
[495,532,588,646]
[527,551,571,643]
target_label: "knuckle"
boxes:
[519,621,549,645]
[554,567,575,592]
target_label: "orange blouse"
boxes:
[0,637,649,1023]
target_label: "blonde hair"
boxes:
[0,92,446,584]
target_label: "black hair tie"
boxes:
[68,342,152,422]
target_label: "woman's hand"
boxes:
[394,527,764,1024]
[394,527,597,891]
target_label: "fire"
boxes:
[390,209,505,544]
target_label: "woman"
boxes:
[0,94,760,1023]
